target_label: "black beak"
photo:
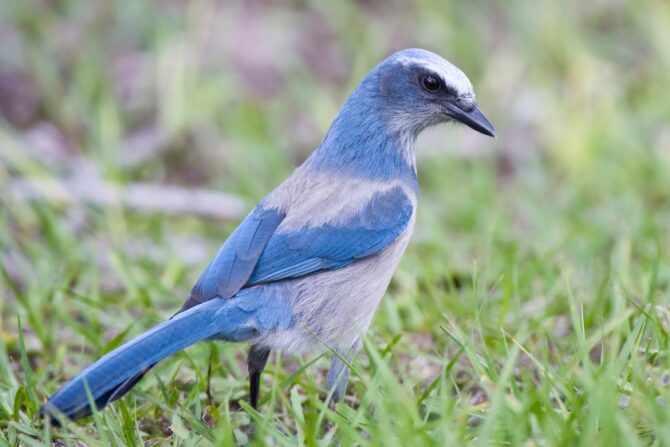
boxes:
[445,102,496,138]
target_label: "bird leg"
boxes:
[326,355,350,406]
[326,341,360,405]
[248,345,271,410]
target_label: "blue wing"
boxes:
[247,185,413,285]
[184,206,285,310]
[183,185,413,309]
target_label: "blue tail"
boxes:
[40,296,267,422]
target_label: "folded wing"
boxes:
[184,185,413,309]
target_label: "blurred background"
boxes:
[1,0,670,444]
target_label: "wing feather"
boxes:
[182,185,413,310]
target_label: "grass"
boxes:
[1,0,670,445]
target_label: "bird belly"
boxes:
[253,219,414,355]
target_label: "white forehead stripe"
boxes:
[392,49,474,97]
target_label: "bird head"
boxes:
[363,48,496,138]
[311,49,495,179]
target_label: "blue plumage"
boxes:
[248,186,413,284]
[41,48,495,422]
[186,206,285,309]
[42,292,293,420]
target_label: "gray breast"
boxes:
[255,214,415,355]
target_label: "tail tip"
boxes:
[39,402,65,427]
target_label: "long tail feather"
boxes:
[41,297,248,422]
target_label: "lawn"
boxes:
[1,1,670,445]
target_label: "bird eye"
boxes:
[420,74,441,92]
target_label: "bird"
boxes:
[40,48,495,422]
